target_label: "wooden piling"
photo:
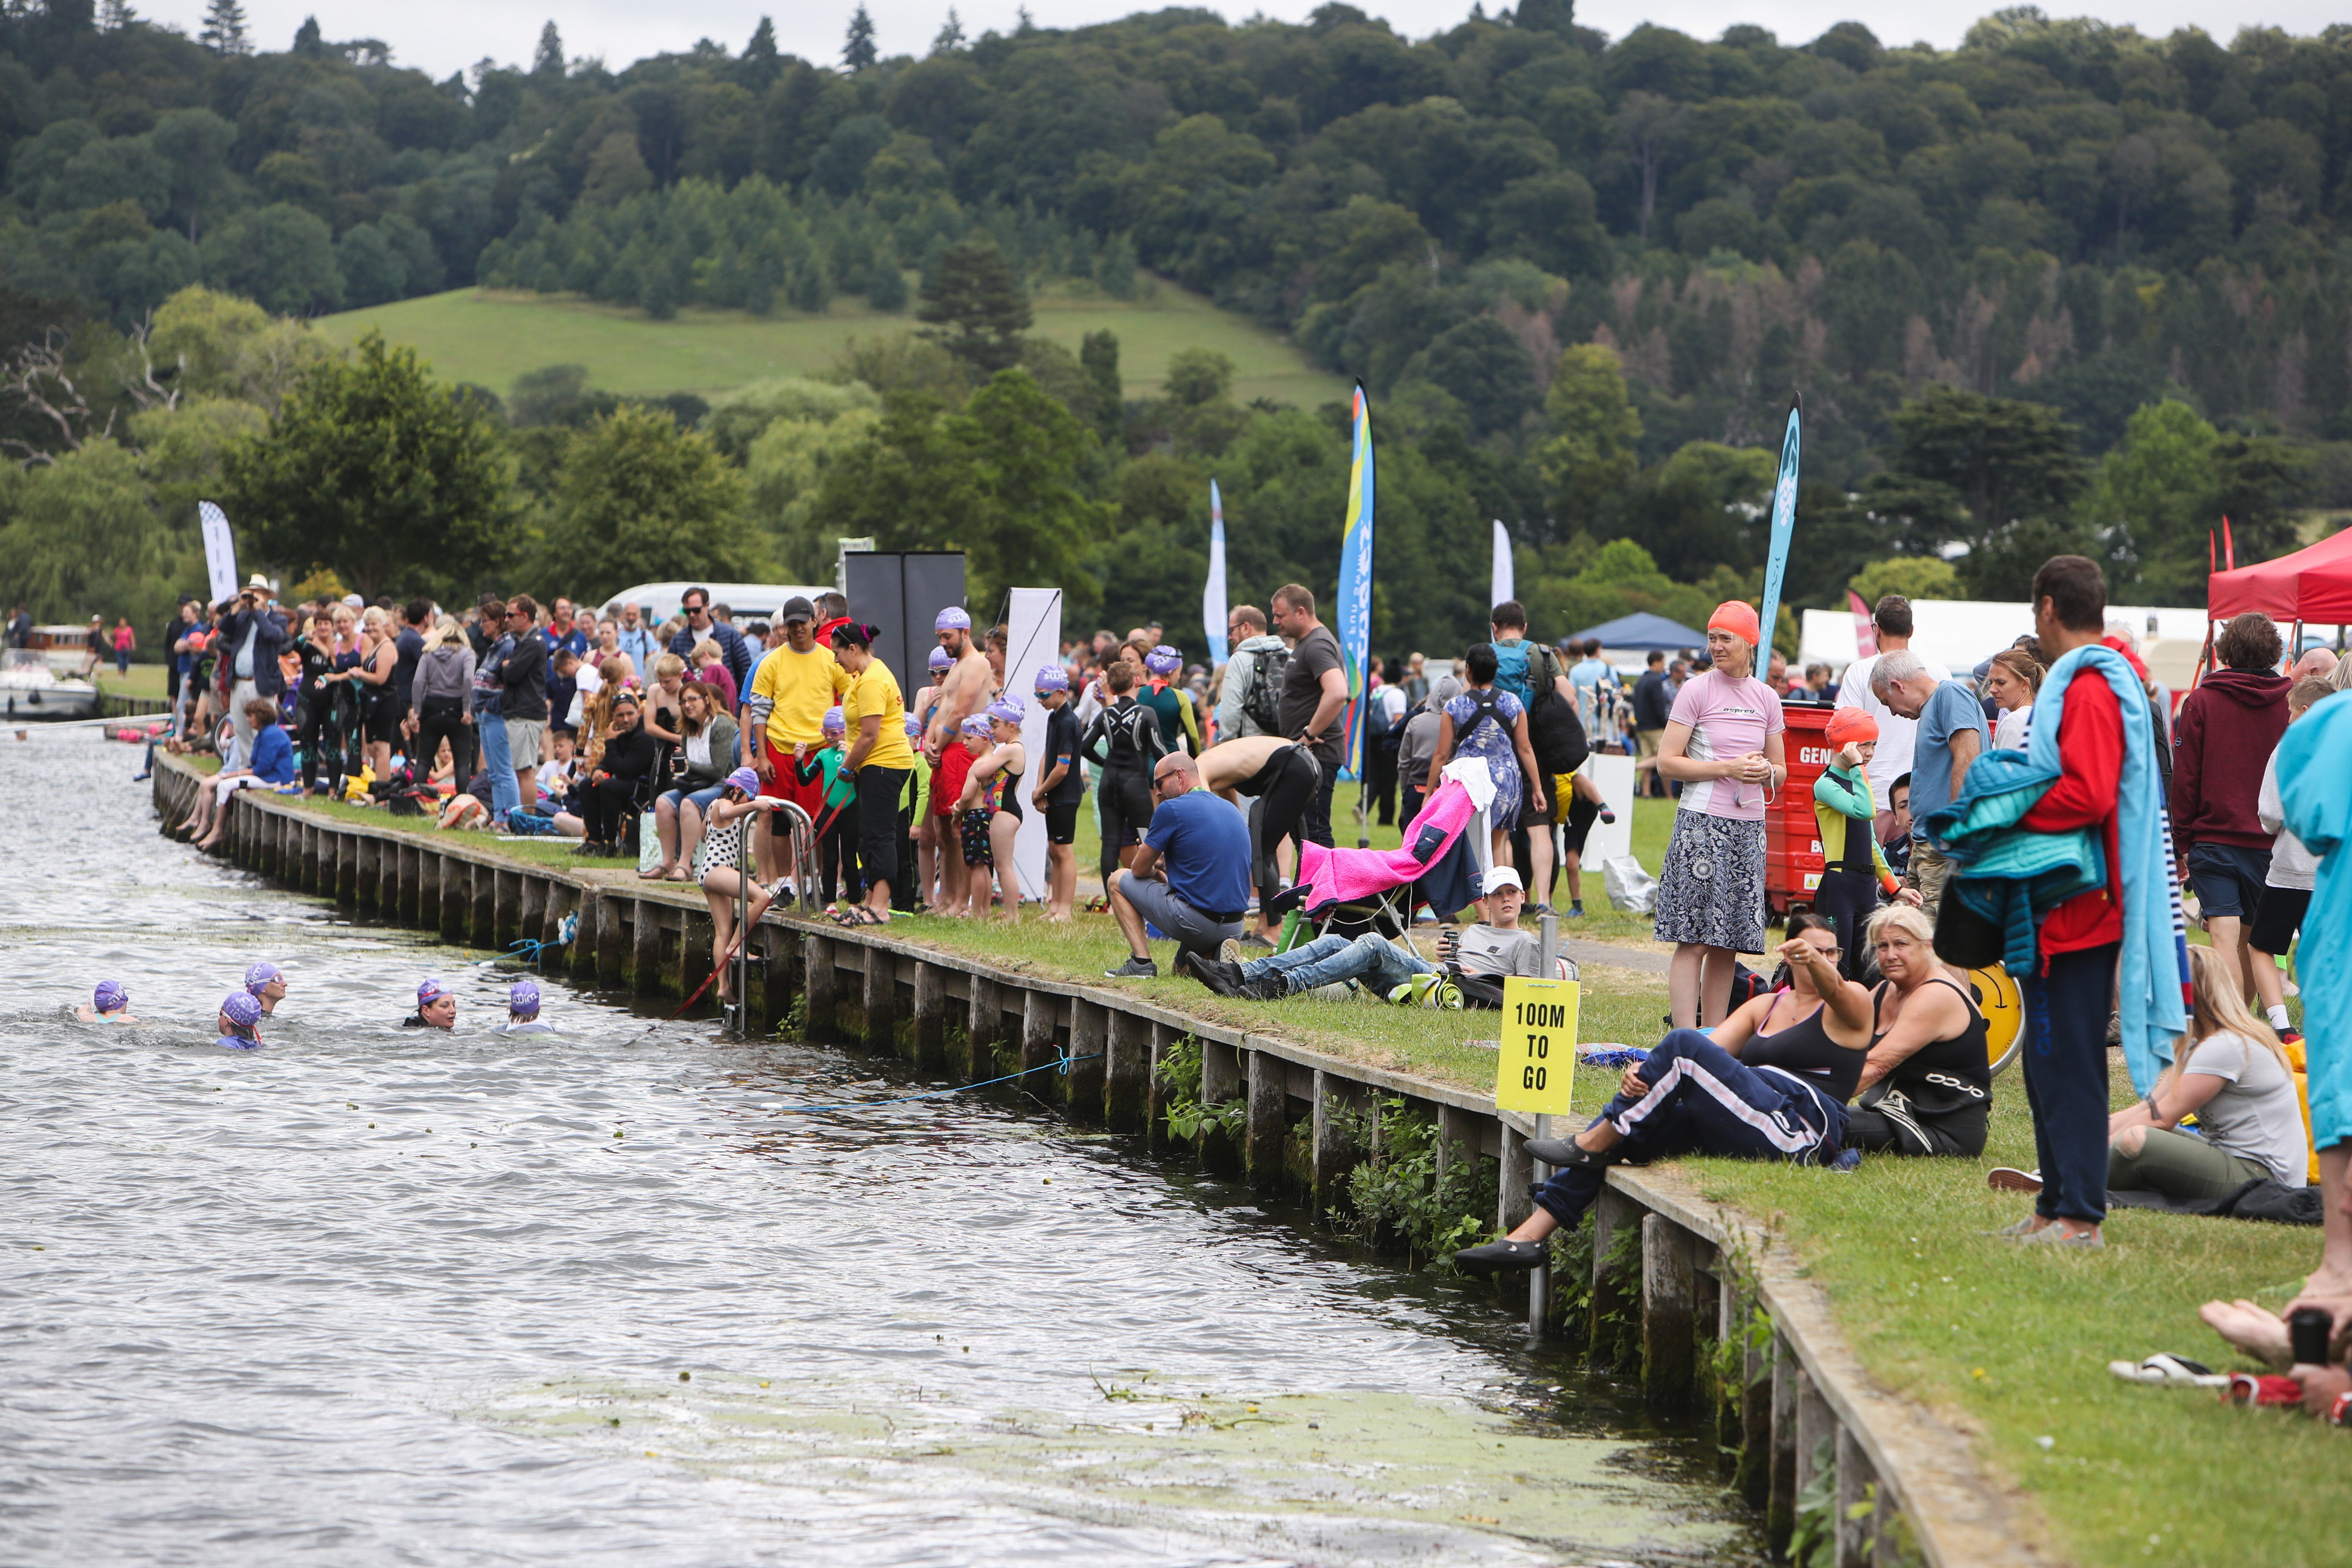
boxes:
[1104,1010,1150,1131]
[1641,1213,1698,1407]
[863,945,897,1053]
[1245,1047,1286,1188]
[804,933,836,1038]
[1068,999,1107,1121]
[911,962,946,1067]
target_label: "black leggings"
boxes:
[1097,767,1154,883]
[581,774,642,844]
[295,696,344,795]
[414,700,472,790]
[855,766,909,895]
[1810,867,1877,980]
[821,813,862,904]
[1244,747,1319,900]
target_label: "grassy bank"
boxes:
[318,282,1351,409]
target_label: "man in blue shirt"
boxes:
[615,601,657,674]
[666,584,753,694]
[1871,649,1985,918]
[1104,751,1252,978]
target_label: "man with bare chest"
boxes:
[921,606,997,911]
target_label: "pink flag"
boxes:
[1848,591,1877,658]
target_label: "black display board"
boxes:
[840,551,968,696]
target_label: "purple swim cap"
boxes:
[1145,646,1181,676]
[904,714,925,738]
[935,606,971,632]
[960,714,993,738]
[509,979,542,1015]
[928,646,953,672]
[986,696,1024,726]
[244,961,283,994]
[725,765,760,795]
[1033,666,1069,693]
[93,980,128,1012]
[821,706,845,734]
[220,992,262,1029]
[416,977,451,1008]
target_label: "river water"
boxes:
[2,736,1761,1567]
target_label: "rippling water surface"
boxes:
[1,735,1761,1567]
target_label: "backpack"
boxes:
[1523,646,1590,776]
[1240,645,1291,736]
[1457,686,1503,743]
[1490,640,1535,708]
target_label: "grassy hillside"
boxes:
[317,279,1350,410]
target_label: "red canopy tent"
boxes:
[2208,527,2352,622]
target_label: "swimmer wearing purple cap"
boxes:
[1025,668,1080,920]
[404,977,457,1030]
[723,765,760,796]
[1145,645,1181,678]
[79,980,139,1023]
[821,706,846,736]
[245,960,287,1014]
[499,978,555,1035]
[927,646,954,674]
[216,991,263,1050]
[986,695,1025,728]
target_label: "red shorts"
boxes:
[761,736,827,818]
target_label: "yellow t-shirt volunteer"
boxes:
[842,660,918,772]
[750,642,852,749]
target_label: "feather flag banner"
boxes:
[1756,395,1802,657]
[1203,479,1229,666]
[1490,519,1514,609]
[1334,384,1375,779]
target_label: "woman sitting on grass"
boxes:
[1995,943,2309,1208]
[1845,903,1994,1158]
[1457,912,1872,1275]
[643,679,739,882]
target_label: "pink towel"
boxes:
[1298,778,1478,905]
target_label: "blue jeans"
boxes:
[1241,931,1429,996]
[475,704,520,818]
[661,783,728,818]
[2022,942,2119,1224]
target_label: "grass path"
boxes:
[318,281,1350,409]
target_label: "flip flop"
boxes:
[2107,1354,2229,1387]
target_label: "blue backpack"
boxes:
[1490,639,1534,708]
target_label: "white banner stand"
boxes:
[199,500,237,606]
[1002,588,1063,903]
[1578,753,1637,868]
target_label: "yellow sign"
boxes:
[1496,975,1582,1115]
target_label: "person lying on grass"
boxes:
[1456,912,1871,1276]
[2000,943,2307,1209]
[1178,864,1542,1005]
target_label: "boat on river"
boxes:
[1,647,99,717]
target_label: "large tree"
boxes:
[538,404,760,601]
[916,235,1031,374]
[220,332,511,600]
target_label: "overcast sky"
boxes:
[138,0,2341,85]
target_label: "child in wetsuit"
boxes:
[793,707,860,909]
[1812,707,1899,977]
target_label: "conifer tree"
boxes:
[917,234,1031,373]
[842,4,877,71]
[199,0,250,55]
[531,20,564,77]
[932,8,964,53]
[98,0,136,33]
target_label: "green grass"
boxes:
[317,281,1351,409]
[1688,1064,2336,1568]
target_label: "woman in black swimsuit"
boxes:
[1458,913,1874,1275]
[1847,903,1993,1156]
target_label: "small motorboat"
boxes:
[1,647,100,718]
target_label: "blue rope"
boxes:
[770,1052,1103,1115]
[505,938,557,971]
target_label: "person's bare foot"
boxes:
[2200,1298,2293,1369]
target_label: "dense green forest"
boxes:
[0,2,2346,655]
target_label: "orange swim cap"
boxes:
[1824,707,1879,747]
[1708,600,1762,645]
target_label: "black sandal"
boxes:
[1455,1238,1550,1276]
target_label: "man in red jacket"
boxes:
[2172,611,2290,1004]
[2006,557,2141,1246]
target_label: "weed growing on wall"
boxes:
[1341,1096,1498,1272]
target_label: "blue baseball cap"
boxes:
[244,961,283,994]
[509,980,541,1016]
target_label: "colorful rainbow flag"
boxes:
[1335,384,1375,778]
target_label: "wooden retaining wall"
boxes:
[154,756,2041,1568]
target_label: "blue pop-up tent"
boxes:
[1567,611,1710,651]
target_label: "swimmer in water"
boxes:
[497,979,555,1035]
[404,977,457,1030]
[216,992,263,1050]
[78,980,139,1023]
[245,961,287,1015]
